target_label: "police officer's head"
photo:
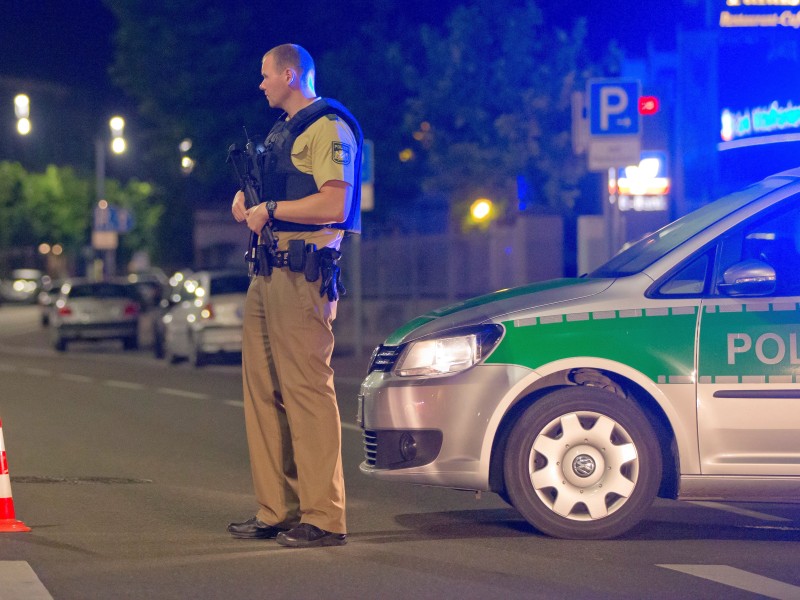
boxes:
[260,44,316,112]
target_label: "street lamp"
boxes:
[95,115,126,203]
[110,116,126,154]
[14,94,31,135]
[179,138,195,175]
[470,198,493,222]
[94,115,127,278]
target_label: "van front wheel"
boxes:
[503,386,661,540]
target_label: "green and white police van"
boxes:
[358,166,800,539]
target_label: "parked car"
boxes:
[37,278,65,326]
[125,275,169,350]
[358,166,800,540]
[51,279,141,352]
[0,268,44,304]
[152,269,194,359]
[161,270,250,367]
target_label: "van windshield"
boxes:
[589,177,795,278]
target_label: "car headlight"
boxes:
[394,324,503,377]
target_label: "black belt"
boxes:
[271,220,324,233]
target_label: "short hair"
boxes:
[264,44,315,85]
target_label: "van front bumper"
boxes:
[357,363,532,490]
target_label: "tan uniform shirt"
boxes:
[274,111,357,252]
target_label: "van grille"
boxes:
[363,429,378,466]
[368,344,404,373]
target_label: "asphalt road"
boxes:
[0,303,799,599]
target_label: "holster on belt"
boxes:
[317,247,345,301]
[259,240,345,302]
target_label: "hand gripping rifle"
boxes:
[226,128,278,275]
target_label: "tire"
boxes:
[54,336,67,352]
[189,343,205,368]
[153,329,165,359]
[188,331,206,368]
[503,386,661,540]
[123,336,139,351]
[165,345,182,365]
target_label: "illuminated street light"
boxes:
[94,115,127,278]
[109,116,126,154]
[16,118,31,135]
[470,198,493,222]
[14,94,29,117]
[111,137,127,154]
[180,155,196,174]
[179,138,195,175]
[398,148,414,162]
[97,116,127,201]
[14,94,31,135]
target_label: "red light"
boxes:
[58,306,72,316]
[638,96,659,115]
[124,302,140,316]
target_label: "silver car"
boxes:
[161,270,249,367]
[51,280,141,352]
[358,166,800,539]
[0,268,44,304]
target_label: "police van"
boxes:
[357,166,800,539]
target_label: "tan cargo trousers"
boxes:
[241,250,346,534]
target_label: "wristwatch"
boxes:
[265,200,277,222]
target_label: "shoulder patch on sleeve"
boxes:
[332,141,352,165]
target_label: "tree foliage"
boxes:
[101,0,615,241]
[103,2,270,198]
[318,1,612,233]
[0,161,163,273]
[404,0,595,224]
[318,11,425,232]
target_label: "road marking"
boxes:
[104,380,145,390]
[658,565,800,600]
[0,561,53,600]
[224,400,244,408]
[59,373,94,383]
[156,387,209,400]
[0,363,14,372]
[341,422,361,432]
[688,501,792,522]
[22,367,50,377]
[336,375,365,386]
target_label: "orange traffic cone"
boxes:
[0,418,31,532]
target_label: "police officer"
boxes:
[228,43,361,548]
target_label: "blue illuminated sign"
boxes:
[588,79,641,136]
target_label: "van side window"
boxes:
[716,197,800,297]
[655,253,710,297]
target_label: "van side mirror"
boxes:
[719,259,776,297]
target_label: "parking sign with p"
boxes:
[589,79,641,136]
[586,78,642,171]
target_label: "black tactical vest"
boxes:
[260,98,363,233]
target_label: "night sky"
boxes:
[2,0,683,97]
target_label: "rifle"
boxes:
[226,128,278,275]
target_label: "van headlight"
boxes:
[394,325,503,377]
